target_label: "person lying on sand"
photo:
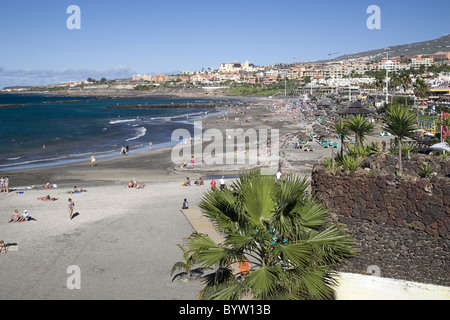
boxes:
[8,209,20,223]
[68,186,87,194]
[38,195,58,201]
[43,183,57,189]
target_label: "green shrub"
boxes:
[417,164,434,178]
[342,155,359,172]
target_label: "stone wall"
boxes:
[311,160,450,287]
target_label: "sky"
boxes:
[0,0,449,88]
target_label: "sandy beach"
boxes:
[0,96,375,300]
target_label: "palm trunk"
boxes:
[398,139,402,176]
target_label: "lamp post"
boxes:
[385,48,391,106]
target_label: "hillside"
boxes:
[334,34,450,62]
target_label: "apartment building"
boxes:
[411,55,434,68]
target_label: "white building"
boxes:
[219,60,259,72]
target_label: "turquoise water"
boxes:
[0,94,218,171]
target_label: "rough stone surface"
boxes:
[311,155,450,287]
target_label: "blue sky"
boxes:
[0,0,449,88]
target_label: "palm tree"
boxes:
[188,172,354,300]
[383,105,417,176]
[346,114,375,147]
[399,70,412,93]
[170,244,198,281]
[334,118,350,158]
[389,72,401,92]
[413,77,428,100]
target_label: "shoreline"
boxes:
[1,95,333,188]
[0,95,339,300]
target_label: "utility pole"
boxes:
[385,48,391,106]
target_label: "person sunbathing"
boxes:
[194,177,204,186]
[182,177,191,186]
[0,240,7,253]
[18,210,37,222]
[38,195,51,201]
[8,209,20,223]
[68,186,87,194]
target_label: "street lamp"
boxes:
[385,47,391,106]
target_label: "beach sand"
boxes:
[0,96,383,300]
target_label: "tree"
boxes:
[170,244,198,281]
[346,114,375,147]
[399,70,412,93]
[383,105,417,176]
[413,77,428,100]
[188,172,354,300]
[334,118,350,158]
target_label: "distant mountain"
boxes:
[317,34,450,63]
[319,34,450,63]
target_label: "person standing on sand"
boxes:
[68,198,75,220]
[219,176,226,190]
[0,177,4,193]
[276,170,282,184]
[5,176,9,193]
[90,155,96,167]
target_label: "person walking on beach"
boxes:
[276,170,282,184]
[210,178,217,190]
[90,155,96,167]
[4,176,9,193]
[68,198,75,220]
[219,176,226,190]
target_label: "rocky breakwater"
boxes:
[311,164,450,286]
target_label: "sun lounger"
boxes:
[6,244,19,252]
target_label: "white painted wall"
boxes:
[335,273,450,300]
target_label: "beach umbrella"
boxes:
[430,142,450,152]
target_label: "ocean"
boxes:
[0,93,221,171]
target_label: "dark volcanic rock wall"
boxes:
[311,159,450,286]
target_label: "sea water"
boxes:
[0,94,220,171]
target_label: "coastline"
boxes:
[0,95,336,299]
